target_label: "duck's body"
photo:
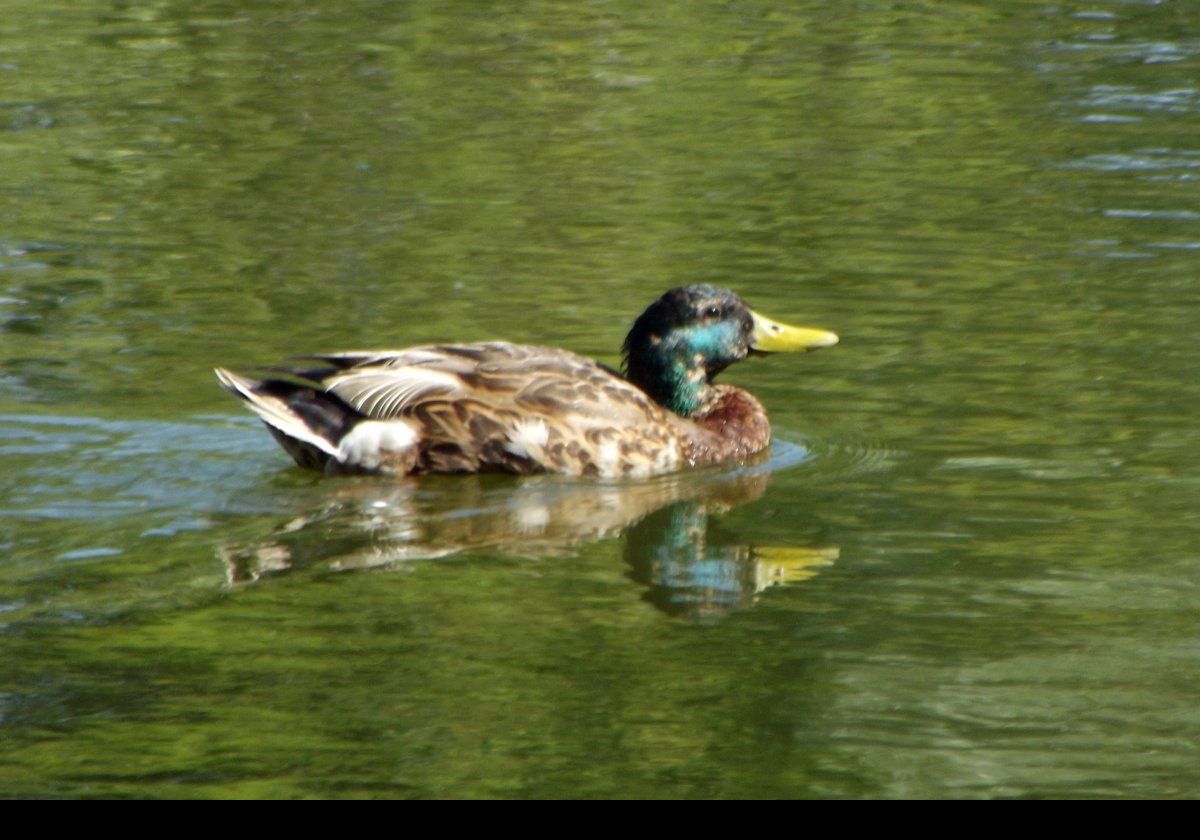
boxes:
[216,286,836,478]
[218,342,766,477]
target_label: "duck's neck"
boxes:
[625,349,772,463]
[627,354,712,417]
[624,321,743,418]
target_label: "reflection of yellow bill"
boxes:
[753,546,840,589]
[749,310,839,353]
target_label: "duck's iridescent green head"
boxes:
[622,285,838,417]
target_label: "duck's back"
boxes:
[218,342,694,477]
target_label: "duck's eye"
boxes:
[704,305,721,318]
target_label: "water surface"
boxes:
[2,0,1200,797]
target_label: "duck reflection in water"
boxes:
[622,488,836,620]
[221,448,836,619]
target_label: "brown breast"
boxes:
[681,386,772,467]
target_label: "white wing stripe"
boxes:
[327,367,464,418]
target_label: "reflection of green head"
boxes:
[622,285,838,416]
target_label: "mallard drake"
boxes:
[215,285,837,478]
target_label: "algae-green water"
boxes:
[3,1,1199,797]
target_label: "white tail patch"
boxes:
[337,419,419,470]
[504,418,550,459]
[595,440,621,477]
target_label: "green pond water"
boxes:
[2,0,1199,798]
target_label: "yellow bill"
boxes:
[749,310,839,353]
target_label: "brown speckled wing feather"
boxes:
[296,343,695,476]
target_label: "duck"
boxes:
[215,285,837,478]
